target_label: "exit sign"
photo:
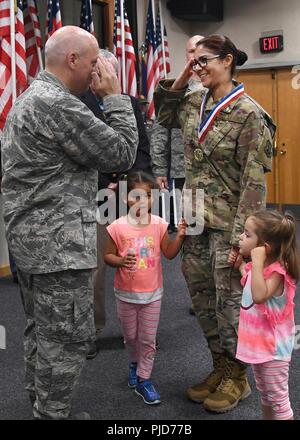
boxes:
[259,35,283,53]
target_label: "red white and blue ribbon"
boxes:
[197,83,245,143]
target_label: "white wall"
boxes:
[191,0,300,67]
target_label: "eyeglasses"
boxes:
[192,55,221,71]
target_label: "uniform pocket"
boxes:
[34,282,75,341]
[81,206,97,254]
[202,122,232,158]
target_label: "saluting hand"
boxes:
[91,56,121,97]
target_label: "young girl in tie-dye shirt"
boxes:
[104,172,187,405]
[229,210,299,420]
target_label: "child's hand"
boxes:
[228,248,244,270]
[228,248,238,265]
[120,253,136,269]
[228,247,240,265]
[251,246,267,265]
[177,219,187,238]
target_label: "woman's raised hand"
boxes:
[171,59,195,90]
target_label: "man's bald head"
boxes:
[45,26,100,93]
[45,26,98,66]
[186,35,204,61]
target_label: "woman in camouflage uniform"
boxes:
[154,35,275,413]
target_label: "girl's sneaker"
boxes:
[128,362,138,388]
[135,379,161,405]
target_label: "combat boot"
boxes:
[203,358,251,413]
[186,353,226,403]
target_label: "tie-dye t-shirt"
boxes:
[236,262,296,364]
[107,215,168,304]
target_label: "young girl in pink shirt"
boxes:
[229,210,299,420]
[104,171,186,405]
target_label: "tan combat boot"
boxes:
[203,358,251,413]
[186,353,226,403]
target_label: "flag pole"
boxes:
[37,47,43,70]
[120,0,126,93]
[159,0,167,78]
[10,0,17,102]
[151,0,155,31]
[172,179,178,226]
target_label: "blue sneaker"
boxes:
[128,362,138,388]
[135,379,161,405]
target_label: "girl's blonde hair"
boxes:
[250,210,300,282]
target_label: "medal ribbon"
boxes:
[197,83,245,143]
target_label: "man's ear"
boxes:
[67,52,79,70]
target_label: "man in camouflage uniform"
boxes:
[154,60,275,412]
[0,26,138,419]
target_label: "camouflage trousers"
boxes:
[181,228,243,361]
[17,268,95,419]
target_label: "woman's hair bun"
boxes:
[236,50,248,66]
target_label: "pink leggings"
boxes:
[116,298,161,380]
[252,360,293,420]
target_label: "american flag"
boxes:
[144,0,159,119]
[23,0,42,83]
[80,0,94,35]
[163,23,170,74]
[156,6,170,79]
[0,0,27,133]
[15,0,27,90]
[113,0,137,97]
[46,0,62,41]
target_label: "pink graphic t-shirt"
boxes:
[106,214,168,304]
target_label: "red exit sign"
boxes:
[259,35,283,53]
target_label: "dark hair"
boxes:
[250,210,300,282]
[196,34,248,75]
[124,171,158,194]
